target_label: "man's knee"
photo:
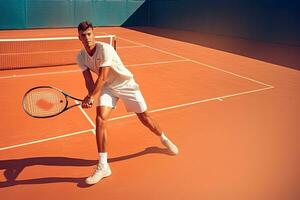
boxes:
[96,114,108,127]
[96,106,112,127]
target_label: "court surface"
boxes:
[0,27,299,200]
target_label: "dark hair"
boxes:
[78,21,93,32]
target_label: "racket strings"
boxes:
[23,88,67,117]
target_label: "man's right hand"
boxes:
[82,95,94,108]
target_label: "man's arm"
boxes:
[81,69,95,108]
[81,67,110,108]
[82,69,95,95]
[88,66,110,98]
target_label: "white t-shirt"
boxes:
[76,42,134,89]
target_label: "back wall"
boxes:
[149,0,300,46]
[0,0,148,29]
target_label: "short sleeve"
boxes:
[76,52,88,71]
[100,44,114,67]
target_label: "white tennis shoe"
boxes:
[161,139,179,155]
[85,164,112,185]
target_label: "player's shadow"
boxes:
[0,146,171,188]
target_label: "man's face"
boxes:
[78,27,96,50]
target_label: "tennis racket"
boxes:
[22,86,83,118]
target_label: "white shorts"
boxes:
[97,80,147,113]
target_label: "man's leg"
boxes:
[95,106,112,152]
[136,111,179,155]
[85,106,113,185]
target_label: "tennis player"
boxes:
[76,21,179,185]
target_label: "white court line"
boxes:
[110,86,274,120]
[117,36,274,88]
[0,129,94,151]
[75,100,96,134]
[128,59,188,67]
[0,69,82,79]
[117,45,145,49]
[0,59,188,79]
[0,85,273,151]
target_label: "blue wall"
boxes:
[0,0,147,29]
[149,0,300,46]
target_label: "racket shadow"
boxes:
[0,146,170,188]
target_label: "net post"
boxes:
[113,37,117,50]
[110,35,117,50]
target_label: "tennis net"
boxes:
[0,35,116,70]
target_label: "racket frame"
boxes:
[22,86,83,118]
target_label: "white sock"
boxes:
[99,152,108,168]
[160,132,169,141]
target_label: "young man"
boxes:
[76,21,179,185]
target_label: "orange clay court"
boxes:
[0,27,299,200]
